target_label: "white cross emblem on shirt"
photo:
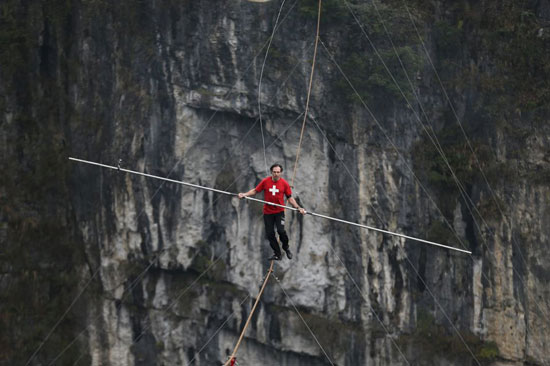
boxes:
[269,185,279,196]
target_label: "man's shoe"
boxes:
[268,254,281,261]
[284,249,293,260]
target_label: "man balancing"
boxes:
[238,163,306,261]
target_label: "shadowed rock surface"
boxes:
[1,0,550,365]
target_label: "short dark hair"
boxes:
[270,163,283,172]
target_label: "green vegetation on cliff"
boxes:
[399,310,500,364]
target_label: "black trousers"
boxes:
[264,212,289,256]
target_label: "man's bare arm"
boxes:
[288,197,306,215]
[238,188,257,199]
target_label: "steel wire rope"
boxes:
[258,0,289,174]
[290,0,322,188]
[68,115,307,365]
[314,184,480,365]
[399,0,535,296]
[346,0,544,313]
[306,119,481,358]
[308,118,472,358]
[69,158,471,253]
[71,353,84,366]
[272,276,335,366]
[99,248,165,293]
[98,222,267,364]
[401,255,480,363]
[363,0,550,325]
[328,242,412,364]
[420,128,550,323]
[399,0,524,229]
[318,40,483,364]
[52,166,249,365]
[38,212,172,364]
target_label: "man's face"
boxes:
[271,167,282,181]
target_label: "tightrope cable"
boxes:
[224,261,275,366]
[258,0,288,174]
[290,0,322,188]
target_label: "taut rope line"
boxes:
[290,0,322,188]
[258,0,289,174]
[68,157,472,254]
[224,260,274,366]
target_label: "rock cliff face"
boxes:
[2,0,550,365]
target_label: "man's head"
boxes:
[270,163,283,181]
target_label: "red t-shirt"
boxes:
[255,177,292,214]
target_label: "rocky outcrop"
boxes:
[2,1,550,365]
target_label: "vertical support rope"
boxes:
[290,0,322,188]
[224,260,275,366]
[259,0,288,174]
